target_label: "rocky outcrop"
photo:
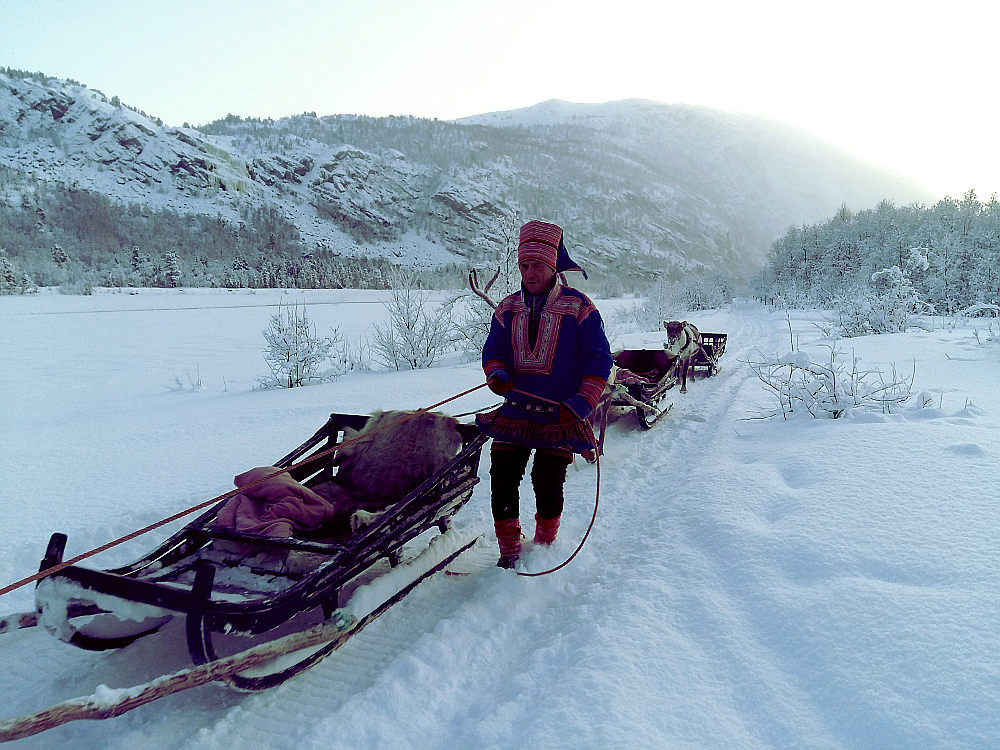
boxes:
[308,148,423,242]
[169,155,216,187]
[31,91,74,121]
[248,154,314,186]
[429,171,515,254]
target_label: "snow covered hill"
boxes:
[0,290,996,748]
[1,70,932,280]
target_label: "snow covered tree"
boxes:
[130,245,146,272]
[163,250,182,287]
[51,244,68,266]
[258,303,344,388]
[759,193,1000,311]
[371,271,454,370]
[0,252,18,294]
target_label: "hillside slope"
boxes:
[1,70,931,281]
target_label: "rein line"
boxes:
[1,379,603,596]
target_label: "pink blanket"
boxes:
[213,466,338,538]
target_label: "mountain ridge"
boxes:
[1,69,933,285]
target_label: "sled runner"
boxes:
[33,412,488,691]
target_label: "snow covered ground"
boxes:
[0,289,997,749]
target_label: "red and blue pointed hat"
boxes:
[518,220,588,279]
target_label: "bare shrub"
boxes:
[371,272,454,370]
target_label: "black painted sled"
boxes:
[34,412,488,690]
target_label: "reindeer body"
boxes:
[663,321,702,393]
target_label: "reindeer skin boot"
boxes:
[533,513,561,546]
[495,518,522,569]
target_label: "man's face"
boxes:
[519,259,556,294]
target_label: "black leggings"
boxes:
[490,446,571,521]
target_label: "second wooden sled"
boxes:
[610,332,728,428]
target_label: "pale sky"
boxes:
[2,0,998,201]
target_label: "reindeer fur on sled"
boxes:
[315,410,463,533]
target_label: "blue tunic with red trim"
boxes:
[476,281,613,453]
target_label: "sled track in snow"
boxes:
[0,307,787,749]
[595,308,779,542]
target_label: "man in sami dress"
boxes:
[476,220,613,568]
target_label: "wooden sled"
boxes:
[33,412,488,692]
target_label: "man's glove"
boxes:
[487,369,512,396]
[558,404,580,424]
[559,395,593,423]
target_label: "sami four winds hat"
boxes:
[517,220,588,279]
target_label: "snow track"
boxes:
[5,295,995,749]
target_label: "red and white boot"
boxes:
[495,518,522,569]
[533,514,561,546]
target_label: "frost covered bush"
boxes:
[676,272,733,310]
[950,304,1000,346]
[971,320,1000,348]
[746,343,914,419]
[614,280,676,333]
[830,265,925,337]
[166,366,203,393]
[340,334,373,372]
[613,278,685,333]
[371,273,454,370]
[258,303,344,388]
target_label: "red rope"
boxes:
[0,383,488,600]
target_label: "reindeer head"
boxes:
[663,321,687,355]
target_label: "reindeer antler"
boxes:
[468,268,500,309]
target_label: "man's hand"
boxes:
[560,395,593,423]
[558,403,581,424]
[487,369,512,396]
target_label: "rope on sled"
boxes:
[0,383,489,600]
[451,401,503,418]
